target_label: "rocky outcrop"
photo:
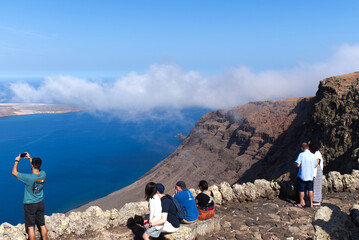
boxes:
[350,204,359,227]
[313,204,359,239]
[308,72,359,173]
[0,222,26,240]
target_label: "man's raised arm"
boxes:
[12,154,21,177]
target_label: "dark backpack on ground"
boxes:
[169,195,187,220]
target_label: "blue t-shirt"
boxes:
[17,170,46,204]
[174,189,198,221]
[295,150,316,181]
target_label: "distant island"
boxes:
[0,103,82,118]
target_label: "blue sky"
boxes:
[1,1,359,116]
[1,0,358,75]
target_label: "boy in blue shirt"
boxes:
[174,181,198,223]
[12,152,47,240]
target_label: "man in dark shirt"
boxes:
[195,180,215,220]
[148,183,179,234]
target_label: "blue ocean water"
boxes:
[0,109,209,225]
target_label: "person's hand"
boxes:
[144,223,150,229]
[24,152,32,163]
[15,155,21,162]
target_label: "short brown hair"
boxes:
[301,142,309,149]
[32,158,42,170]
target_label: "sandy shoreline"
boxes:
[0,103,82,118]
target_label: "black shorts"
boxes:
[297,177,313,192]
[24,200,45,228]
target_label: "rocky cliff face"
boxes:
[307,72,359,173]
[75,71,359,212]
[75,97,313,212]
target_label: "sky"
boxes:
[1,1,359,118]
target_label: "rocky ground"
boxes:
[203,191,359,240]
[4,188,357,239]
[59,191,359,240]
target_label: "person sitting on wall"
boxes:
[142,182,163,240]
[143,183,179,239]
[195,180,215,220]
[174,181,199,223]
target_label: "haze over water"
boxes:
[0,109,209,225]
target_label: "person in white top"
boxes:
[309,142,324,206]
[143,182,163,240]
[295,142,317,208]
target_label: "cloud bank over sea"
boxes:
[7,43,359,119]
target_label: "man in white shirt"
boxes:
[295,142,316,208]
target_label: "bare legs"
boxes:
[143,231,151,240]
[298,192,305,206]
[299,191,313,207]
[27,226,47,240]
[27,227,35,240]
[308,190,313,208]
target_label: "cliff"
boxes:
[75,72,359,213]
[74,97,313,212]
[307,72,359,173]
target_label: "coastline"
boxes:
[0,103,83,118]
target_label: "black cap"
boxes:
[176,181,187,190]
[156,183,165,194]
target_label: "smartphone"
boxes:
[20,153,26,158]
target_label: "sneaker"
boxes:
[313,202,321,206]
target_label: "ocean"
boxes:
[0,108,210,225]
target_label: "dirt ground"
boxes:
[200,191,359,240]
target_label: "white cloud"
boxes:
[8,43,359,119]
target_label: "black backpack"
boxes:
[170,196,187,220]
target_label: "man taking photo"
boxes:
[12,152,47,240]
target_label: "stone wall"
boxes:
[1,169,359,239]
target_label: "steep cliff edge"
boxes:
[74,71,359,212]
[308,72,359,173]
[74,97,313,212]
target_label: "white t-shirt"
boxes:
[149,193,162,223]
